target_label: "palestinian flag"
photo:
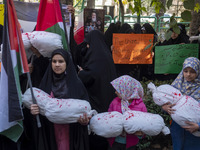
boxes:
[36,0,68,50]
[0,0,29,142]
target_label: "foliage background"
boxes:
[137,78,173,150]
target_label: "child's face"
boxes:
[183,67,197,82]
[115,91,122,99]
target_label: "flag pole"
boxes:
[59,0,70,52]
[26,72,41,128]
[10,0,42,128]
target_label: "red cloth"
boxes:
[108,97,147,148]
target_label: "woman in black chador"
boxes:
[104,22,121,52]
[78,30,117,150]
[29,49,90,150]
[160,24,189,45]
[155,24,190,81]
[78,30,117,113]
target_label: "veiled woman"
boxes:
[30,49,90,150]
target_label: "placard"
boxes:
[84,8,104,36]
[112,34,154,64]
[155,44,199,74]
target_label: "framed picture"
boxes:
[62,5,72,27]
[84,8,105,36]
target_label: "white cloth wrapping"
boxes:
[148,82,183,105]
[29,31,63,57]
[22,87,97,124]
[171,95,200,137]
[22,87,50,115]
[45,98,97,124]
[148,82,200,137]
[189,36,200,42]
[123,110,170,136]
[22,32,33,59]
[89,111,123,138]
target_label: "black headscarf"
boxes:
[142,23,158,43]
[142,23,157,35]
[161,24,189,45]
[39,49,90,150]
[40,49,89,101]
[133,23,142,34]
[119,23,131,33]
[104,23,121,51]
[78,30,117,113]
[125,28,134,33]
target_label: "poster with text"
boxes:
[84,8,104,36]
[154,44,199,74]
[112,34,154,64]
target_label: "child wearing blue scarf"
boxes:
[162,57,200,150]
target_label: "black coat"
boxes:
[78,30,117,113]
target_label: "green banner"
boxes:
[155,44,199,74]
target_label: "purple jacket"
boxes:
[108,97,147,148]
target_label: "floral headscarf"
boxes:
[171,57,200,101]
[111,75,144,113]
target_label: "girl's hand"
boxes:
[162,102,176,115]
[66,5,75,14]
[77,65,83,74]
[30,46,41,58]
[78,113,91,125]
[182,121,199,133]
[28,63,33,73]
[30,104,39,115]
[111,45,114,51]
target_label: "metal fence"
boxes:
[104,15,190,33]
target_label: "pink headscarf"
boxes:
[111,75,144,113]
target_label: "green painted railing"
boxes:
[113,15,157,30]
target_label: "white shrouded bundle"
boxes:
[22,87,50,115]
[22,32,31,50]
[148,83,200,137]
[22,87,97,124]
[171,95,200,137]
[45,98,97,124]
[22,32,33,59]
[123,110,170,136]
[89,111,123,138]
[148,82,183,105]
[29,31,63,57]
[189,36,200,42]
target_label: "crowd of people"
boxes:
[0,7,200,150]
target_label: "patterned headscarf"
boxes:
[111,75,144,113]
[171,57,200,101]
